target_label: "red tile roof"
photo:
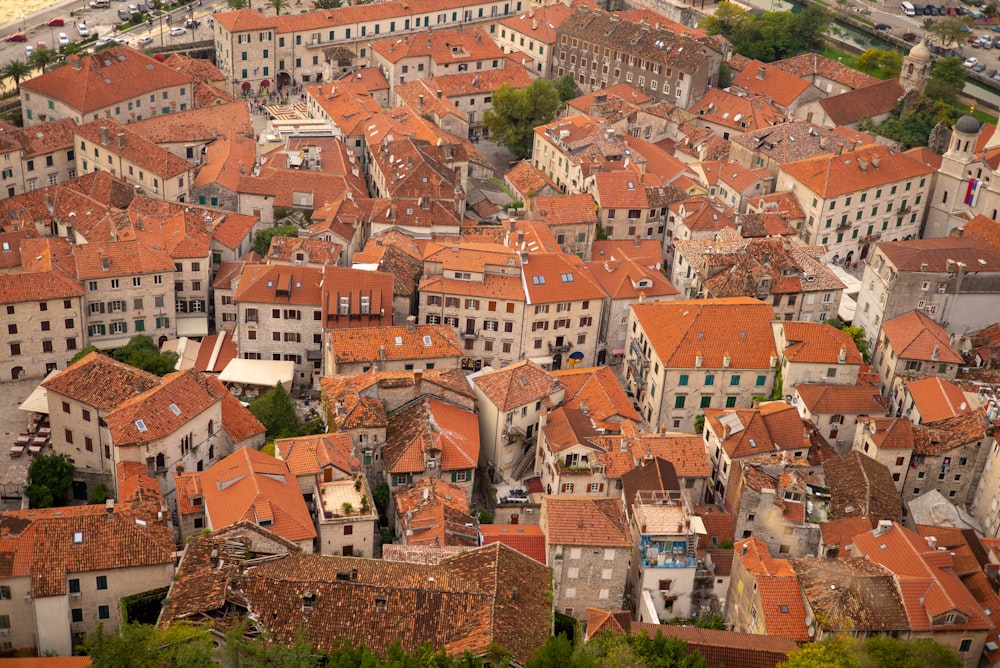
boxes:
[734,537,810,640]
[479,524,547,564]
[824,451,902,524]
[875,234,1000,272]
[384,397,480,474]
[906,377,974,423]
[551,365,641,430]
[794,382,885,415]
[704,402,810,459]
[780,142,933,199]
[541,495,631,547]
[275,433,357,478]
[881,310,963,363]
[730,61,814,108]
[779,321,862,365]
[43,352,160,410]
[818,79,905,126]
[473,360,560,412]
[394,477,477,548]
[71,239,176,279]
[585,255,678,300]
[329,324,463,365]
[371,26,502,65]
[632,297,777,370]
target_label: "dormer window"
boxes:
[191,496,203,506]
[374,597,387,611]
[72,532,84,544]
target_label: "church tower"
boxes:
[899,39,931,95]
[925,114,982,238]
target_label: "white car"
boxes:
[169,26,186,36]
[965,57,979,67]
[136,36,154,46]
[25,45,34,57]
[58,32,70,46]
[113,37,129,45]
[77,23,89,37]
[95,37,112,47]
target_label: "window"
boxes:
[960,639,972,653]
[674,395,686,409]
[69,578,80,593]
[704,374,715,386]
[98,605,110,620]
[756,375,767,386]
[700,396,711,408]
[96,576,108,590]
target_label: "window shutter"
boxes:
[561,484,567,493]
[100,303,106,313]
[451,471,457,483]
[599,483,605,493]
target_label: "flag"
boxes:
[965,178,980,206]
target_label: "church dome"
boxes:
[908,39,931,62]
[955,114,981,135]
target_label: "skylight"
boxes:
[394,336,403,346]
[560,273,574,283]
[169,403,181,416]
[72,532,84,544]
[749,438,757,449]
[423,335,433,346]
[532,276,546,285]
[135,419,148,432]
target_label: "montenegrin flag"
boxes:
[966,178,980,206]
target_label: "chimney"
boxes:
[857,158,868,173]
[932,345,940,361]
[926,535,938,550]
[819,134,827,150]
[532,18,539,30]
[838,345,847,363]
[117,133,126,150]
[871,154,881,169]
[105,499,115,521]
[581,401,589,415]
[70,55,83,70]
[436,89,443,99]
[406,315,416,332]
[100,126,110,145]
[101,257,111,271]
[418,94,424,108]
[769,354,778,367]
[414,368,423,382]
[516,230,525,247]
[723,353,731,368]
[756,66,766,80]
[695,352,703,368]
[634,234,640,248]
[835,142,843,155]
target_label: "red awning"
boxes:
[260,79,270,87]
[241,82,251,90]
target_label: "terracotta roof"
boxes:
[500,2,575,43]
[779,322,862,365]
[0,264,84,304]
[771,53,880,91]
[551,365,640,430]
[733,537,810,640]
[3,118,76,158]
[160,526,551,665]
[175,447,316,542]
[824,451,902,524]
[473,360,560,412]
[542,495,631,547]
[585,256,678,301]
[22,46,193,114]
[694,503,734,550]
[875,234,1000,272]
[818,78,905,126]
[591,238,665,268]
[233,263,323,306]
[606,431,711,480]
[820,516,875,556]
[632,297,777,370]
[275,433,357,478]
[71,239,176,279]
[216,379,266,444]
[336,67,390,94]
[690,89,786,133]
[163,52,226,84]
[43,352,160,410]
[912,411,987,456]
[881,310,962,363]
[732,122,874,169]
[479,524,547,564]
[130,100,250,144]
[0,501,173,598]
[905,377,974,423]
[791,558,909,632]
[329,324,463,365]
[371,26,502,65]
[794,382,885,415]
[505,160,560,199]
[383,396,480,474]
[619,457,679,510]
[75,119,195,179]
[704,402,810,460]
[964,213,1000,251]
[393,477,477,548]
[860,417,915,450]
[730,61,814,109]
[781,142,932,199]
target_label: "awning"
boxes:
[18,371,58,414]
[219,359,295,390]
[528,355,552,366]
[241,82,251,90]
[260,79,270,87]
[569,351,584,360]
[176,316,209,338]
[612,348,625,355]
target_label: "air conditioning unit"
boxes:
[152,186,158,194]
[0,629,9,636]
[426,460,438,469]
[71,592,82,600]
[836,439,844,446]
[295,259,303,265]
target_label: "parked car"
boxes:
[47,17,65,27]
[4,33,27,42]
[118,8,130,19]
[25,45,34,57]
[184,18,200,28]
[137,2,150,11]
[875,22,892,29]
[58,32,69,46]
[113,36,129,45]
[77,23,89,37]
[169,26,186,35]
[128,4,139,14]
[974,62,988,72]
[136,36,154,46]
[95,37,112,47]
[965,56,979,67]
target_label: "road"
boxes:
[0,0,222,74]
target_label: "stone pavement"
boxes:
[0,378,45,506]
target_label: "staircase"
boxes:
[511,446,537,481]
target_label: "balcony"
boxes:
[549,342,572,353]
[461,329,480,339]
[897,204,912,216]
[244,314,258,323]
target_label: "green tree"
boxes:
[930,56,968,95]
[1,60,32,93]
[484,79,561,159]
[83,622,214,666]
[267,0,287,14]
[698,1,750,37]
[706,5,829,62]
[780,634,963,668]
[929,15,973,48]
[553,73,579,103]
[25,453,74,509]
[69,345,101,365]
[314,0,342,7]
[90,483,110,504]
[526,634,574,668]
[28,47,60,74]
[842,325,870,362]
[227,0,251,8]
[854,48,902,79]
[693,413,706,434]
[717,61,732,88]
[252,225,300,256]
[113,335,179,376]
[666,612,726,629]
[249,382,299,439]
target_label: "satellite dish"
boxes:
[808,625,816,637]
[960,402,967,411]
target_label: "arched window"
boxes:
[155,453,165,470]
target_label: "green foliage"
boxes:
[700,4,829,62]
[83,621,215,666]
[718,539,734,549]
[665,613,726,630]
[930,56,968,96]
[90,483,110,505]
[252,225,300,256]
[0,60,32,93]
[28,48,60,74]
[373,481,391,518]
[268,0,287,14]
[314,0,342,7]
[927,16,973,48]
[70,345,101,365]
[717,61,732,89]
[474,508,493,524]
[769,364,783,401]
[553,73,579,103]
[854,48,902,79]
[112,335,178,376]
[25,453,74,509]
[860,94,958,152]
[693,413,706,434]
[227,0,251,8]
[842,326,870,362]
[578,631,710,668]
[260,441,276,456]
[484,79,561,159]
[780,634,963,668]
[248,382,299,440]
[526,634,575,668]
[595,224,609,241]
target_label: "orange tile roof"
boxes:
[875,235,1000,272]
[473,360,560,412]
[690,89,786,133]
[384,397,480,474]
[818,79,905,126]
[771,53,879,91]
[780,142,933,199]
[824,450,901,524]
[75,119,195,179]
[233,263,323,306]
[632,297,777,370]
[860,417,915,450]
[552,365,640,429]
[820,516,875,555]
[0,264,84,304]
[585,256,678,300]
[71,239,176,279]
[591,239,665,269]
[329,324,463,365]
[22,46,193,114]
[705,402,810,459]
[319,265,394,328]
[175,447,316,542]
[542,495,631,547]
[734,537,810,640]
[419,273,526,301]
[163,53,226,84]
[521,252,605,304]
[211,213,259,251]
[567,82,652,113]
[105,369,225,446]
[881,310,963,364]
[371,26,502,65]
[597,431,711,480]
[394,477,477,548]
[505,160,560,199]
[4,118,76,158]
[905,377,974,423]
[500,2,575,43]
[275,433,357,478]
[116,460,164,513]
[0,502,174,598]
[794,382,885,415]
[779,322,862,365]
[130,100,250,144]
[336,66,390,93]
[479,524,547,564]
[730,61,813,109]
[592,171,660,209]
[43,351,160,410]
[214,378,266,444]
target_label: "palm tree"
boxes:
[268,0,286,14]
[28,48,60,74]
[1,60,31,93]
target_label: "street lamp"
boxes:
[21,14,26,34]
